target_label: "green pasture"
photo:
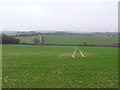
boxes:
[2,45,118,88]
[16,35,118,45]
[16,36,37,43]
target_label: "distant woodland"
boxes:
[2,34,20,44]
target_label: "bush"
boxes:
[33,38,39,44]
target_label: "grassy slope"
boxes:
[16,35,118,45]
[2,45,118,88]
[16,36,37,43]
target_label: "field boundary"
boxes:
[43,44,119,47]
[1,44,119,47]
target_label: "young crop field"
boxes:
[16,35,118,45]
[44,35,118,45]
[2,44,118,88]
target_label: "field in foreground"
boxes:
[2,45,118,88]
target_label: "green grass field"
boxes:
[16,36,37,43]
[2,44,118,88]
[16,35,118,45]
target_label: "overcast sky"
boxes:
[0,0,119,32]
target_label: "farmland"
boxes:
[2,44,118,88]
[16,35,118,46]
[16,36,37,43]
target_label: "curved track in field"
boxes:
[72,47,77,58]
[76,47,86,57]
[72,47,86,58]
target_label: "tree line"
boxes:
[1,34,20,44]
[1,34,44,45]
